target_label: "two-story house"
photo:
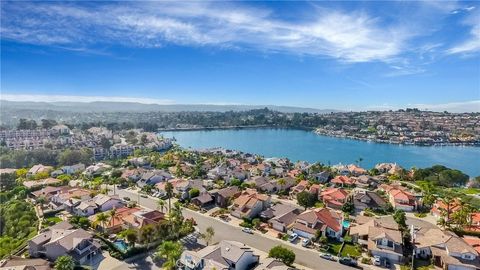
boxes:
[292,208,343,240]
[28,221,100,265]
[414,228,480,270]
[179,240,260,270]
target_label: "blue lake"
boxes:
[160,129,480,177]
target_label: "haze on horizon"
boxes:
[1,1,479,112]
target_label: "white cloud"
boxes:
[0,94,175,105]
[0,2,415,63]
[447,9,480,55]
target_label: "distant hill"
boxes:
[0,100,338,113]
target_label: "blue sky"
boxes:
[1,1,479,112]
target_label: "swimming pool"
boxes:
[113,239,129,252]
[342,220,351,228]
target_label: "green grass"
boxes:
[414,213,427,218]
[341,243,361,257]
[454,188,480,195]
[327,239,343,255]
[45,216,62,224]
[315,201,325,208]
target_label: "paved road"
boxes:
[112,187,354,270]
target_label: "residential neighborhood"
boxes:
[1,142,479,270]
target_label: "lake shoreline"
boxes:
[159,126,479,147]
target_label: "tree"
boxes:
[94,212,108,230]
[268,245,296,266]
[139,224,156,247]
[41,119,57,129]
[341,198,354,214]
[154,241,183,270]
[54,255,75,270]
[189,188,200,199]
[124,229,137,247]
[157,199,166,213]
[296,191,316,210]
[165,182,174,214]
[393,210,407,229]
[201,226,215,245]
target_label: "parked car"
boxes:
[140,194,148,198]
[301,238,311,247]
[242,228,254,234]
[123,196,131,201]
[288,233,298,243]
[373,256,381,266]
[320,253,336,261]
[339,256,357,267]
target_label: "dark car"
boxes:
[123,196,131,201]
[339,257,357,267]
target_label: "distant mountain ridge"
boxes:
[0,100,338,113]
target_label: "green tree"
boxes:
[94,212,108,230]
[165,182,174,215]
[157,199,166,213]
[296,191,316,210]
[341,198,354,214]
[393,210,407,229]
[124,229,137,247]
[201,226,215,245]
[154,241,183,270]
[268,245,296,266]
[54,255,75,270]
[189,188,200,198]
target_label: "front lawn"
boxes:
[326,239,343,255]
[341,243,361,257]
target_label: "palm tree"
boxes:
[54,255,75,270]
[154,241,183,270]
[165,182,174,215]
[94,213,108,231]
[108,208,119,229]
[201,226,215,245]
[157,199,166,213]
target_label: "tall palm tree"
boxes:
[165,182,174,215]
[108,208,119,229]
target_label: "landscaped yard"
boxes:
[340,243,361,257]
[327,240,343,255]
[45,216,62,224]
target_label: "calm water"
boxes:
[160,129,480,177]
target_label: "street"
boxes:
[111,187,354,270]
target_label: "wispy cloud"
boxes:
[0,94,175,105]
[447,7,480,55]
[0,1,427,63]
